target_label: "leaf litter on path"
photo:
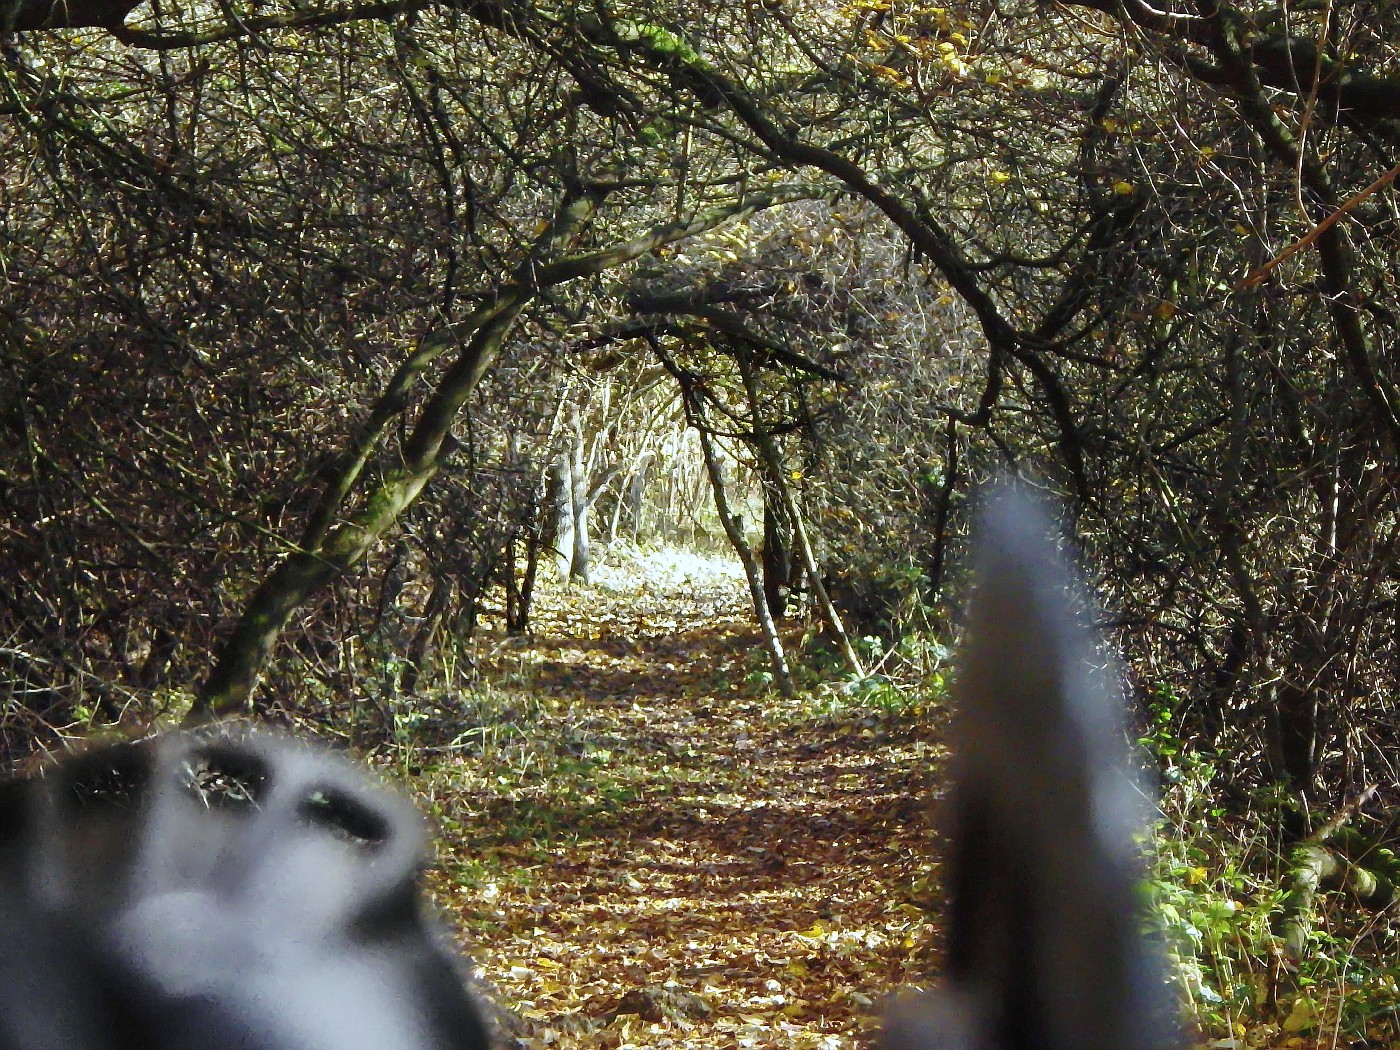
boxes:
[417,546,946,1049]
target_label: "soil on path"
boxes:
[419,548,945,1050]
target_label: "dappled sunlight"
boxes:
[591,544,747,594]
[523,544,754,644]
[423,551,944,1049]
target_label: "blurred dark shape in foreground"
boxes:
[884,485,1179,1050]
[0,730,491,1050]
[0,486,1177,1050]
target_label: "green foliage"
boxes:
[830,561,940,640]
[775,635,949,725]
[614,20,705,66]
[1144,714,1400,1048]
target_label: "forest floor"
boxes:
[408,545,946,1050]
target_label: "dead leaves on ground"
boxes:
[422,549,945,1049]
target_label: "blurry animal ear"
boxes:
[886,482,1178,1050]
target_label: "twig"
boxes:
[1238,162,1400,289]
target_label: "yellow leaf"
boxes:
[1112,180,1135,196]
[990,170,1012,184]
[1282,996,1318,1033]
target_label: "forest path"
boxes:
[420,547,943,1050]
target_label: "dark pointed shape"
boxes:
[887,484,1177,1050]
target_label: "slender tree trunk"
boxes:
[549,451,575,579]
[571,499,592,582]
[509,519,542,635]
[625,451,653,541]
[607,476,626,545]
[697,427,795,699]
[504,527,520,633]
[928,417,959,598]
[1272,669,1320,796]
[193,461,441,719]
[568,406,591,583]
[761,496,792,620]
[738,356,865,678]
[776,470,865,678]
[138,624,181,688]
[399,575,451,695]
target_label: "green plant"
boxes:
[1144,713,1400,1048]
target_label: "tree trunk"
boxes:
[625,451,654,541]
[571,500,592,583]
[399,575,451,695]
[137,624,181,689]
[508,519,542,635]
[697,427,795,699]
[738,355,865,678]
[1271,664,1321,796]
[927,417,959,599]
[549,451,575,580]
[568,406,591,583]
[761,496,792,620]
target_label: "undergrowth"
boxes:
[1144,702,1400,1050]
[360,556,1400,1050]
